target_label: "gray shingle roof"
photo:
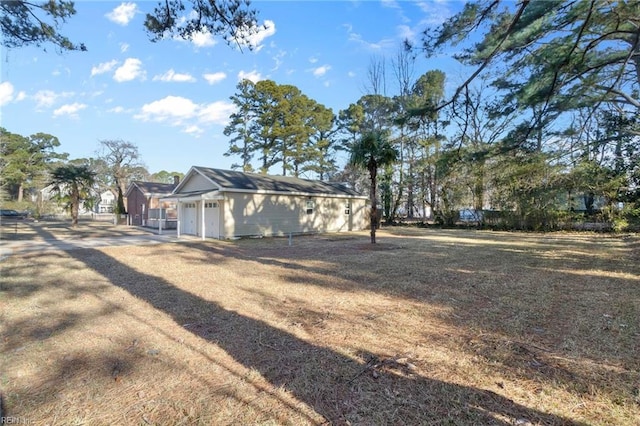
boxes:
[131,181,176,195]
[193,167,362,197]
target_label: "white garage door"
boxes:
[204,201,220,238]
[182,202,197,235]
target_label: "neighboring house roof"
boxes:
[126,181,177,197]
[173,166,364,198]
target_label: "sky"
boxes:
[0,0,466,177]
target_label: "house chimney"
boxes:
[173,175,180,185]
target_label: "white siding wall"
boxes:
[220,192,367,238]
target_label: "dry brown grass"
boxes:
[2,222,639,425]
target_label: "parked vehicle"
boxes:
[1,209,26,219]
[459,209,483,223]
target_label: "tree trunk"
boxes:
[429,165,437,217]
[473,161,485,212]
[406,159,414,218]
[369,163,377,244]
[391,131,405,221]
[18,183,24,202]
[71,188,79,227]
[381,166,393,222]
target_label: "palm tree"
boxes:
[49,163,96,227]
[349,131,398,243]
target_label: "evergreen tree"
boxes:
[49,163,96,227]
[349,131,398,243]
[0,128,67,202]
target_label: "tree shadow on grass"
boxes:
[32,240,583,424]
[174,234,640,417]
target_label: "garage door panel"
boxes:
[204,201,219,238]
[183,203,197,235]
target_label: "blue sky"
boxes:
[1,0,465,176]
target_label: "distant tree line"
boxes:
[223,79,338,178]
[0,128,183,222]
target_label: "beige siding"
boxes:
[351,198,368,232]
[180,173,215,192]
[220,192,367,238]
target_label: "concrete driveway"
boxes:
[0,220,200,260]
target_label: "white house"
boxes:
[95,189,117,213]
[165,167,368,240]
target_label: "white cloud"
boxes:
[188,28,217,48]
[184,125,204,136]
[15,91,26,102]
[272,50,286,71]
[198,101,235,125]
[91,60,118,76]
[238,20,276,52]
[381,0,400,8]
[203,72,227,85]
[120,42,130,53]
[309,56,318,64]
[32,90,74,109]
[312,65,331,77]
[53,102,87,118]
[397,25,417,43]
[52,67,71,77]
[0,82,14,106]
[237,70,262,83]
[108,106,125,113]
[168,13,217,48]
[416,1,452,25]
[106,2,138,26]
[33,90,57,108]
[344,23,397,51]
[348,71,356,78]
[153,69,196,83]
[135,96,235,132]
[135,96,198,124]
[114,58,145,82]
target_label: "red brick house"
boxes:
[125,180,178,228]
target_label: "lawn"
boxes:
[1,223,639,425]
